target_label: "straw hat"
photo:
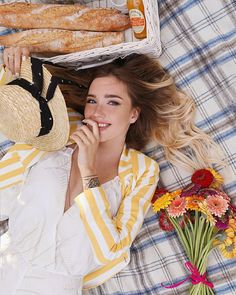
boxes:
[0,58,70,151]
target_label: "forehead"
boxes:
[89,75,128,94]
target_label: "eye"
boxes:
[108,101,120,106]
[86,98,96,104]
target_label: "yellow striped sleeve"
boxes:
[75,152,159,265]
[83,254,128,289]
[0,108,82,190]
[0,144,46,190]
[0,65,14,86]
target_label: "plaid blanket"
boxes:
[85,1,236,294]
[0,0,236,294]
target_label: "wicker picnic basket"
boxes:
[41,0,161,69]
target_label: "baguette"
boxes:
[0,3,130,32]
[0,29,124,54]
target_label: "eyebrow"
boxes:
[87,94,123,100]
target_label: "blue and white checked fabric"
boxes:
[0,0,236,294]
[84,1,236,294]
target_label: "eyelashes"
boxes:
[86,99,96,104]
[108,101,120,106]
[86,99,120,106]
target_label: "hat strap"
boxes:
[8,78,54,137]
[7,57,86,138]
[7,57,54,137]
[31,57,43,95]
[46,76,85,101]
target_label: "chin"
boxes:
[99,134,117,143]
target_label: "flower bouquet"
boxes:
[152,168,236,295]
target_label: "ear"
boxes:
[130,107,140,124]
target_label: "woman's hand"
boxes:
[70,119,100,178]
[3,47,30,76]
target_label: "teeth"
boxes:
[98,123,109,127]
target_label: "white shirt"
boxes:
[0,147,122,295]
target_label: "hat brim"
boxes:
[0,58,70,151]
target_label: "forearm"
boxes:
[82,174,100,190]
[79,166,100,190]
[75,160,159,264]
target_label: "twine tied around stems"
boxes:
[161,262,214,289]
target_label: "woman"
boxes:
[0,49,223,295]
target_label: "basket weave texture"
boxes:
[41,0,161,69]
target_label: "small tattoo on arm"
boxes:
[82,175,100,190]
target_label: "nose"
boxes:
[91,104,106,119]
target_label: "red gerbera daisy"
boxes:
[159,210,174,231]
[191,169,214,188]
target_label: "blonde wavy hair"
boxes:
[46,54,224,170]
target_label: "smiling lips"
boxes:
[97,122,111,130]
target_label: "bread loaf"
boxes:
[0,2,130,32]
[0,29,124,53]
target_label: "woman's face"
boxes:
[84,75,139,144]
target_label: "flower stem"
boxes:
[169,216,191,258]
[169,213,215,294]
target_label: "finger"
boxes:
[79,125,96,142]
[71,131,90,146]
[75,130,91,145]
[8,54,15,75]
[21,47,31,59]
[14,47,31,76]
[3,48,10,69]
[14,47,22,77]
[82,119,100,140]
[3,48,14,73]
[70,134,83,148]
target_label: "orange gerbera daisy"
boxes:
[186,195,204,211]
[169,189,182,199]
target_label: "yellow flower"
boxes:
[153,190,182,213]
[224,237,233,246]
[213,239,221,246]
[216,217,236,258]
[152,193,173,212]
[207,168,224,188]
[198,201,216,226]
[219,243,236,259]
[225,228,235,238]
[229,218,236,230]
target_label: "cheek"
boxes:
[121,109,135,122]
[113,111,129,122]
[84,105,91,118]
